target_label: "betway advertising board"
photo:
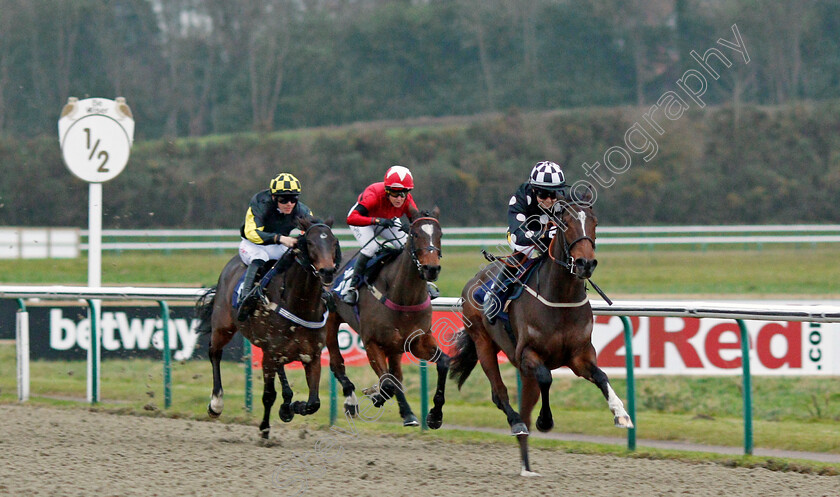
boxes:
[2,300,837,375]
[0,300,241,361]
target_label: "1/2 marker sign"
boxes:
[58,97,134,183]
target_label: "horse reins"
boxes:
[366,216,441,312]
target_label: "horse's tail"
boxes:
[195,286,217,336]
[448,330,478,390]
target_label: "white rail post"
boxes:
[15,299,30,402]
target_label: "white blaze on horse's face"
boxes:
[576,210,587,238]
[320,233,327,239]
[421,224,434,238]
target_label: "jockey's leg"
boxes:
[236,258,265,321]
[344,224,378,305]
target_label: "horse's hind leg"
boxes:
[207,328,235,417]
[385,355,418,427]
[570,347,634,428]
[292,358,321,416]
[259,357,277,438]
[277,365,295,423]
[325,313,358,416]
[476,338,526,435]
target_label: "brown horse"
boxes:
[325,208,448,428]
[450,194,633,475]
[195,217,340,438]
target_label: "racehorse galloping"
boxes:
[450,194,633,475]
[195,217,340,438]
[326,208,449,428]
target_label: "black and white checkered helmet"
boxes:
[528,161,565,190]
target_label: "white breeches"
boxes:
[238,238,291,265]
[350,220,406,257]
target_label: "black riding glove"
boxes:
[373,218,396,228]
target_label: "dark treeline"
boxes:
[0,0,838,139]
[2,102,839,228]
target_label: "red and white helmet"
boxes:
[384,165,414,190]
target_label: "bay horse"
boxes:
[450,194,633,476]
[195,217,340,438]
[325,208,449,428]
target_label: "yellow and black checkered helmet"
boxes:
[269,173,302,196]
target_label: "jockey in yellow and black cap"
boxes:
[236,172,312,321]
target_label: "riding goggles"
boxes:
[386,188,411,198]
[274,194,299,204]
[534,188,558,199]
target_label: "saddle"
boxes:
[331,247,402,298]
[475,255,541,324]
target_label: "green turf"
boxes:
[1,246,839,297]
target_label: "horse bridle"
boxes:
[407,216,442,277]
[292,223,341,284]
[547,205,595,273]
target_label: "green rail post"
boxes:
[159,301,172,409]
[420,359,429,431]
[85,299,100,404]
[243,336,253,413]
[329,370,337,426]
[619,316,636,451]
[737,319,753,455]
[516,371,523,412]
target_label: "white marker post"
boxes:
[58,97,134,403]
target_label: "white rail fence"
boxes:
[3,225,839,258]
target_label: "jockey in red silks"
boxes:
[342,165,421,305]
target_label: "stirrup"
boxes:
[426,282,440,299]
[236,287,263,321]
[342,287,359,305]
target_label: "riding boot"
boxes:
[236,259,265,322]
[483,289,501,325]
[342,253,371,305]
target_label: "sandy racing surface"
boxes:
[0,405,837,497]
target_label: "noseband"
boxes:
[407,217,442,277]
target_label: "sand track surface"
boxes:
[0,405,837,497]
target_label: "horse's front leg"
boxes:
[277,365,295,423]
[386,356,418,427]
[325,312,358,416]
[292,357,322,416]
[570,347,634,428]
[259,356,277,438]
[362,342,391,408]
[520,348,554,432]
[407,332,450,430]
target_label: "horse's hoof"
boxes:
[371,394,387,408]
[260,428,270,439]
[511,422,529,436]
[536,415,553,432]
[402,414,419,427]
[207,404,221,418]
[344,403,359,417]
[614,415,634,429]
[519,468,542,477]
[426,410,443,430]
[279,404,295,423]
